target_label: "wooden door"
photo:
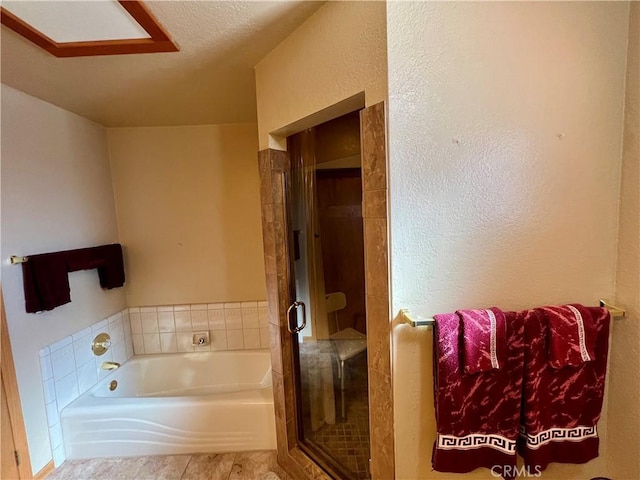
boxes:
[0,287,33,479]
[2,378,20,479]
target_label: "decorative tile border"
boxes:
[128,301,269,354]
[38,308,133,467]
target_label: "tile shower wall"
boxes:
[38,309,133,467]
[129,301,269,354]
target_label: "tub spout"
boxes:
[101,361,121,371]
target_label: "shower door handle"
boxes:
[286,301,307,334]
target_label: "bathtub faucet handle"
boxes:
[92,332,112,356]
[101,361,121,371]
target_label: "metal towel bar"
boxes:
[401,300,626,327]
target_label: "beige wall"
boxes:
[255,1,387,150]
[608,4,640,478]
[107,124,266,306]
[0,85,126,473]
[386,2,629,479]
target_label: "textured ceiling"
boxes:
[0,1,324,127]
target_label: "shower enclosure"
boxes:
[258,100,393,480]
[285,113,370,480]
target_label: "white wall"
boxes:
[387,2,629,479]
[609,3,640,478]
[255,1,387,150]
[1,85,126,473]
[107,124,266,307]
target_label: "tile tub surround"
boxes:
[129,301,269,354]
[38,308,133,467]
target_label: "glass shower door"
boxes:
[286,124,370,480]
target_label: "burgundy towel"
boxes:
[22,252,71,313]
[66,244,126,289]
[540,304,597,368]
[519,307,610,471]
[22,244,125,313]
[432,310,525,479]
[458,307,507,373]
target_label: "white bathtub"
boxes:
[61,350,276,459]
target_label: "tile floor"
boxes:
[45,450,289,480]
[300,342,370,480]
[307,400,370,479]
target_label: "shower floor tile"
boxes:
[45,451,290,480]
[299,344,371,480]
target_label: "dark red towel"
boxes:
[540,304,597,368]
[519,307,610,471]
[22,252,71,313]
[22,244,125,313]
[432,310,525,479]
[66,244,126,289]
[457,307,507,373]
